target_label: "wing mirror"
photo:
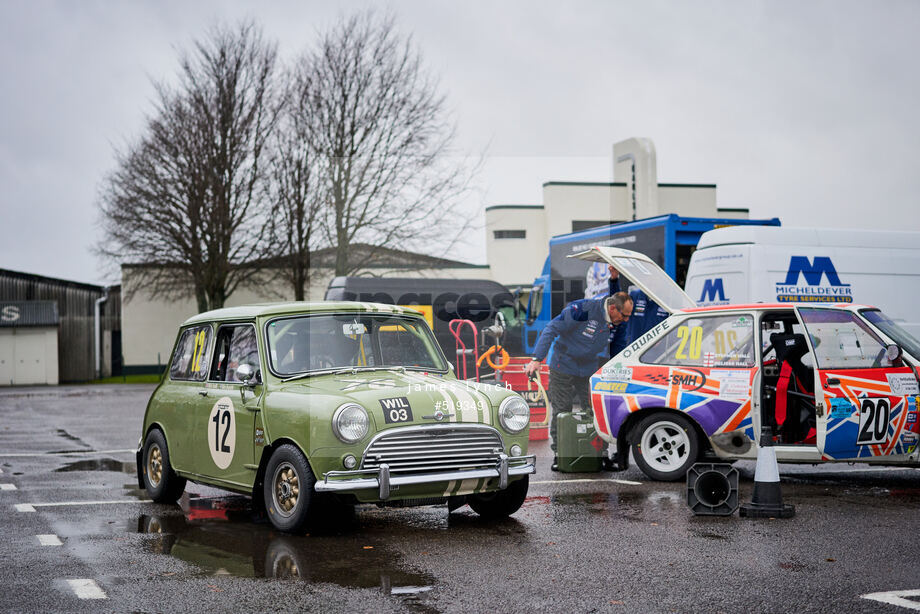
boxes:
[236,364,258,386]
[885,344,903,363]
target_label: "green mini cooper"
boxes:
[137,302,535,532]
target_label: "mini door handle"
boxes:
[825,378,840,387]
[198,390,208,397]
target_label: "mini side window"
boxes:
[169,325,212,381]
[210,324,260,383]
[641,314,756,368]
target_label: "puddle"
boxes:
[55,458,135,473]
[135,496,437,598]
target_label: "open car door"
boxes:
[798,306,919,460]
[570,246,697,314]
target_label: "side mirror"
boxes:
[885,344,903,363]
[237,364,257,386]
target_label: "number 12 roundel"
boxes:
[208,397,236,469]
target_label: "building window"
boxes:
[571,220,623,232]
[493,230,526,239]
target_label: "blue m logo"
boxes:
[782,257,849,287]
[699,278,727,302]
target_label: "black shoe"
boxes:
[602,456,615,472]
[551,457,559,472]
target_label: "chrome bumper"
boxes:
[316,453,536,500]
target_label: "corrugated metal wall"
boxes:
[0,269,120,382]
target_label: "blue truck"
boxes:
[521,214,781,355]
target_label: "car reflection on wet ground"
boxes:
[135,493,435,596]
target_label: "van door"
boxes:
[798,307,917,461]
[570,246,696,314]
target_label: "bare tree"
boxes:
[98,21,280,312]
[294,12,477,276]
[265,76,324,301]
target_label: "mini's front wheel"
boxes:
[468,475,529,519]
[142,429,186,503]
[264,444,315,533]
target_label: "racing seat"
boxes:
[769,333,817,443]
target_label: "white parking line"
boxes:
[29,499,152,508]
[66,579,106,600]
[862,589,920,610]
[532,478,643,486]
[37,534,63,546]
[0,483,16,491]
[0,449,135,458]
[14,504,35,512]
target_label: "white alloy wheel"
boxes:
[639,419,692,474]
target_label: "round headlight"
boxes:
[498,396,530,434]
[332,403,369,443]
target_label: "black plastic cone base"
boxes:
[739,501,796,518]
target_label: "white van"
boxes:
[684,226,920,338]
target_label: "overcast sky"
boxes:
[1,0,918,285]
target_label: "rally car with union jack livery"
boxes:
[574,247,920,481]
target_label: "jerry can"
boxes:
[556,411,604,473]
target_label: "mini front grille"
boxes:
[361,425,504,474]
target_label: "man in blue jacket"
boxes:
[524,291,633,470]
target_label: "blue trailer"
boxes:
[521,214,781,355]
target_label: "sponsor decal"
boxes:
[901,432,918,445]
[711,370,749,398]
[254,427,265,446]
[669,370,707,392]
[775,256,853,303]
[621,319,670,359]
[593,381,628,393]
[698,278,729,305]
[886,373,920,396]
[601,362,633,381]
[703,352,715,368]
[829,398,855,419]
[380,397,413,423]
[906,411,917,424]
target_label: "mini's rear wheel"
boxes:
[142,429,186,503]
[631,412,699,481]
[264,444,315,533]
[468,475,529,519]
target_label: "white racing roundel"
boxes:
[208,396,236,469]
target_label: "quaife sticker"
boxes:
[380,397,413,424]
[886,373,920,396]
[208,397,236,470]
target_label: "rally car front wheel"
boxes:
[631,412,699,481]
[264,444,316,533]
[468,475,529,519]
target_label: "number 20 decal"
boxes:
[857,398,890,445]
[675,325,703,360]
[208,397,236,469]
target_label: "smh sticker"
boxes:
[698,278,729,306]
[776,256,852,303]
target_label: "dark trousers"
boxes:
[547,368,592,452]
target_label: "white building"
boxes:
[485,138,749,286]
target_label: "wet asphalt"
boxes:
[1,384,919,614]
